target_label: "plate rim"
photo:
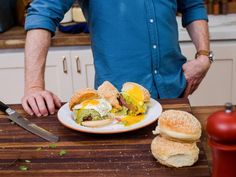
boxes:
[57,98,162,134]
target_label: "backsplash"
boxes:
[204,0,236,14]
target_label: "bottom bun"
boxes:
[81,119,113,127]
[151,136,199,168]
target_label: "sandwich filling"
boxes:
[119,93,147,116]
[73,99,112,124]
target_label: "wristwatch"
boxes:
[195,50,214,63]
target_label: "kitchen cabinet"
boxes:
[0,50,25,104]
[0,47,91,104]
[0,49,74,104]
[70,47,95,90]
[44,50,73,102]
[0,47,94,104]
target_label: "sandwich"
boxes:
[97,81,122,110]
[120,82,150,116]
[69,88,113,127]
[98,81,151,116]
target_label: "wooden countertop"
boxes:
[0,26,91,49]
[0,99,223,177]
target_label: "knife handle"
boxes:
[0,101,9,113]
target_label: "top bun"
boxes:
[155,110,202,142]
[121,82,150,102]
[69,88,100,110]
[97,81,121,110]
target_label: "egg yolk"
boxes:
[121,115,145,126]
[126,85,144,102]
[81,99,99,107]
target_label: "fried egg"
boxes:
[73,98,112,117]
[126,85,144,102]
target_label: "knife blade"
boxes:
[0,100,59,143]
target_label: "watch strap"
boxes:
[195,50,210,59]
[195,50,213,63]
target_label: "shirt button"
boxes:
[154,70,158,74]
[149,19,154,23]
[153,45,157,49]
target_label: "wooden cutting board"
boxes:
[0,98,211,177]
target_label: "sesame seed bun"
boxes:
[151,136,199,168]
[156,110,202,142]
[81,118,113,127]
[97,81,122,110]
[69,88,100,110]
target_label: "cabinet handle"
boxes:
[76,56,81,74]
[62,56,68,73]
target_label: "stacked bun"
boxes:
[151,110,202,168]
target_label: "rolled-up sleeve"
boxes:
[25,0,74,34]
[177,0,208,27]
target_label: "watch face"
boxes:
[209,51,214,61]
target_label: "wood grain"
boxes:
[0,26,91,49]
[0,99,214,177]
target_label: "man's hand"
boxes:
[22,88,61,117]
[23,29,59,117]
[184,19,210,97]
[182,56,211,97]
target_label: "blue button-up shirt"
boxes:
[25,0,208,99]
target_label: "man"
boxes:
[22,0,211,117]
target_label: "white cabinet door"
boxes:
[0,51,25,104]
[71,47,95,91]
[0,50,73,104]
[180,41,236,106]
[45,50,73,102]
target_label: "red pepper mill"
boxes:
[207,103,236,177]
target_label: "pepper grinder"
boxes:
[206,103,236,177]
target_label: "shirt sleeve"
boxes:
[177,0,208,27]
[25,0,74,34]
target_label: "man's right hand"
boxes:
[21,88,61,117]
[23,29,58,117]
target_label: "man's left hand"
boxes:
[182,55,211,97]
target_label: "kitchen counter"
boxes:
[178,14,236,41]
[0,98,222,177]
[0,26,91,49]
[0,14,236,49]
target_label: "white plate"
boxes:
[57,98,162,134]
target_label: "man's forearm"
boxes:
[186,20,209,52]
[182,20,211,97]
[24,29,51,93]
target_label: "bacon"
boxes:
[118,94,137,112]
[83,116,93,121]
